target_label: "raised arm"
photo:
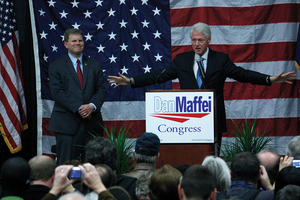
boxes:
[270,71,297,84]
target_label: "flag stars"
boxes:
[49,21,57,30]
[39,9,45,16]
[153,30,161,39]
[107,8,116,17]
[97,44,105,53]
[143,42,151,51]
[84,10,92,18]
[109,55,117,63]
[96,21,104,29]
[40,31,48,39]
[154,53,163,61]
[95,0,103,6]
[119,0,126,5]
[43,54,49,62]
[130,7,138,15]
[141,19,150,28]
[72,22,81,29]
[119,19,127,28]
[121,66,129,74]
[141,0,148,5]
[108,31,116,40]
[131,30,139,39]
[152,7,161,16]
[120,43,128,51]
[59,10,68,18]
[143,65,151,73]
[84,33,93,41]
[132,54,140,62]
[51,44,58,52]
[71,0,79,8]
[47,0,56,7]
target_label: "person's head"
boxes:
[108,186,131,200]
[231,152,260,186]
[85,137,118,171]
[286,136,300,159]
[28,155,56,184]
[201,156,231,192]
[134,132,160,165]
[179,165,216,200]
[175,164,190,176]
[0,157,31,197]
[189,22,211,56]
[257,148,280,184]
[149,164,182,200]
[95,164,116,188]
[275,184,300,200]
[63,28,84,58]
[274,166,300,195]
[136,170,154,199]
[58,192,86,200]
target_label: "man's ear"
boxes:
[209,188,217,200]
[157,153,160,161]
[178,184,184,200]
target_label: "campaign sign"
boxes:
[146,90,215,143]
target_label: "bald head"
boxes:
[257,150,280,183]
[28,155,56,182]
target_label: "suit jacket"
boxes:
[133,50,270,133]
[48,54,106,135]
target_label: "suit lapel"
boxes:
[186,51,199,88]
[206,49,217,80]
[82,55,89,90]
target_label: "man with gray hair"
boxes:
[125,132,160,179]
[286,136,300,159]
[108,22,296,153]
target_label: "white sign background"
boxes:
[146,90,215,143]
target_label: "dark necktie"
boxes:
[77,59,83,89]
[196,57,205,88]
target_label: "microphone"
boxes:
[196,58,206,89]
[155,68,166,89]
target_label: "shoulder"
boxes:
[208,49,228,59]
[255,190,274,200]
[50,54,69,66]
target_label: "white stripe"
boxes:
[171,22,299,46]
[221,136,295,155]
[225,98,300,119]
[42,135,56,154]
[0,101,21,146]
[170,0,300,9]
[43,99,54,118]
[29,0,43,156]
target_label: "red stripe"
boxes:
[171,42,296,62]
[42,118,55,136]
[170,3,300,27]
[2,45,16,73]
[224,117,300,137]
[103,120,146,138]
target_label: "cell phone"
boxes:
[70,167,81,179]
[292,160,300,168]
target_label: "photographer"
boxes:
[41,163,116,200]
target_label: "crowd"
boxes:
[1,133,300,200]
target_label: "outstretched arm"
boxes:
[107,73,134,88]
[270,71,297,84]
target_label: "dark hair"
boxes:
[85,137,118,171]
[95,164,116,188]
[274,166,300,195]
[275,184,300,200]
[108,186,131,200]
[64,28,83,42]
[175,164,190,175]
[181,165,216,199]
[231,152,260,183]
[28,156,56,182]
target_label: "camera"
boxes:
[70,167,81,179]
[292,160,300,168]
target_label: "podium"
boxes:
[145,90,217,168]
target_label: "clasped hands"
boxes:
[79,104,94,119]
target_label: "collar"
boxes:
[230,181,254,189]
[68,53,83,65]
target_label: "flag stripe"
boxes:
[170,3,300,27]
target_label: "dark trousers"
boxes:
[55,121,94,165]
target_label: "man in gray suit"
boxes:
[48,28,106,165]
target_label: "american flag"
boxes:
[29,0,300,156]
[0,0,27,153]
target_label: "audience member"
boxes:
[126,132,160,179]
[135,170,154,200]
[24,155,57,200]
[201,155,231,192]
[215,152,274,200]
[178,165,216,200]
[275,184,300,200]
[58,192,86,200]
[0,157,31,199]
[257,149,280,187]
[148,164,182,200]
[274,166,300,195]
[41,163,116,200]
[286,136,300,159]
[108,186,131,200]
[175,164,190,175]
[85,136,138,200]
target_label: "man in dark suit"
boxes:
[48,28,106,165]
[108,22,295,152]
